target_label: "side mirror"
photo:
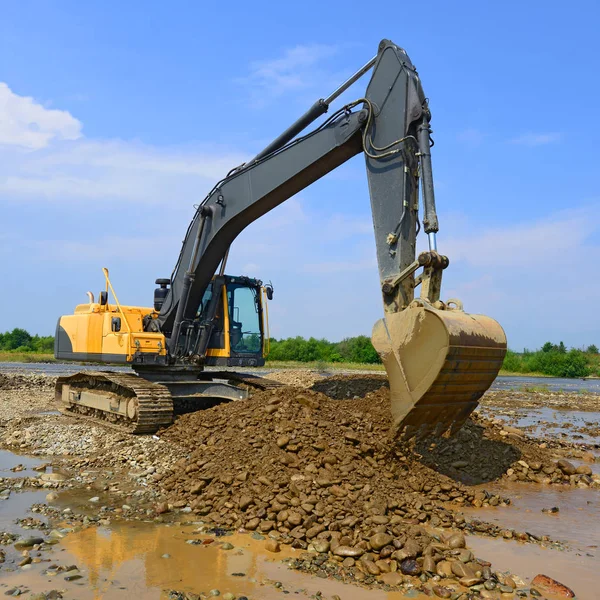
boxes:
[265,285,274,301]
[99,291,108,306]
[111,317,121,332]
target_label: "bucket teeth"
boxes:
[372,304,506,440]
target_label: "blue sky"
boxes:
[1,1,599,351]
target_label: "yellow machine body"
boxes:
[55,277,270,368]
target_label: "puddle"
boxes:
[0,522,430,600]
[486,407,600,445]
[468,535,595,600]
[0,489,48,531]
[461,480,598,600]
[462,482,600,551]
[0,449,45,479]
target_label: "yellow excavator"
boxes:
[54,39,507,437]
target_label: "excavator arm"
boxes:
[153,39,507,438]
[159,40,425,340]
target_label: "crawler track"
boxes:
[56,371,173,434]
[56,370,283,434]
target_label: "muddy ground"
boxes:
[0,370,597,599]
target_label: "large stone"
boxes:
[556,460,576,475]
[369,532,393,551]
[422,555,436,573]
[399,558,421,576]
[265,539,280,553]
[379,572,403,586]
[436,560,454,578]
[531,574,575,598]
[332,545,365,558]
[451,560,475,578]
[446,532,466,549]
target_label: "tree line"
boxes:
[0,328,54,353]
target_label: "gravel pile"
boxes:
[266,370,325,388]
[0,373,55,392]
[311,374,388,398]
[415,414,599,488]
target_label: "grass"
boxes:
[264,360,385,372]
[0,351,56,363]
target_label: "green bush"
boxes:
[268,334,381,364]
[502,344,591,378]
[0,328,54,354]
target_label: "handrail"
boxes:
[102,267,135,360]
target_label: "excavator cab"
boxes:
[203,275,269,368]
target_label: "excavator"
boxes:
[54,39,507,438]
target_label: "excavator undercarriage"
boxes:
[54,39,506,438]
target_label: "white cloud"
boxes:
[237,44,340,106]
[0,140,248,203]
[0,84,248,204]
[0,82,82,149]
[443,206,596,268]
[509,132,562,146]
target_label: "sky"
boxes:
[1,1,599,351]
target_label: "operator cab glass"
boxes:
[227,282,262,354]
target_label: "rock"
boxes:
[265,539,280,553]
[422,555,436,572]
[221,543,234,550]
[239,495,253,510]
[432,586,452,599]
[451,560,475,578]
[369,532,393,551]
[451,460,469,468]
[209,590,220,597]
[380,572,404,586]
[46,492,59,502]
[190,481,206,494]
[556,459,576,475]
[64,569,83,581]
[436,560,453,578]
[276,435,290,448]
[446,532,466,549]
[89,496,100,503]
[332,545,364,558]
[306,524,325,539]
[576,465,592,476]
[531,574,575,598]
[14,536,44,549]
[40,472,67,482]
[155,502,170,514]
[313,540,330,553]
[245,518,260,530]
[223,594,235,600]
[399,558,421,576]
[363,560,380,575]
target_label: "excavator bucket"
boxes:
[372,303,507,440]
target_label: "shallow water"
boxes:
[490,407,600,445]
[0,521,428,600]
[0,449,45,479]
[462,480,598,599]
